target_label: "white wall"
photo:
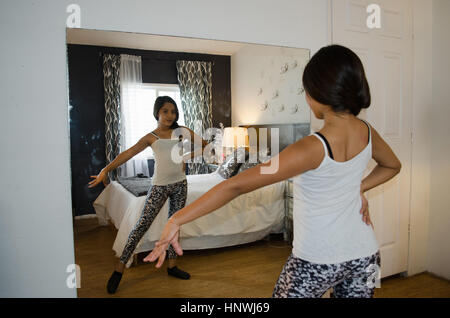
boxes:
[427,0,450,280]
[0,0,329,297]
[408,0,433,276]
[231,45,311,126]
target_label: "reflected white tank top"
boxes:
[150,132,186,186]
[292,120,379,264]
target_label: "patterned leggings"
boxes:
[119,179,187,264]
[273,251,381,298]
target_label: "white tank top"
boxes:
[150,132,186,186]
[292,120,379,264]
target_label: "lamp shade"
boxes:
[222,127,249,148]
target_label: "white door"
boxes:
[331,0,413,278]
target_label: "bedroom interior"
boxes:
[67,28,314,294]
[2,0,449,299]
[66,16,450,297]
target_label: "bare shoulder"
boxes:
[144,132,158,146]
[280,134,325,171]
[292,134,324,154]
[368,123,381,142]
[368,124,387,151]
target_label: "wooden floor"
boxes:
[73,217,450,298]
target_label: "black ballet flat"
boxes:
[107,270,123,294]
[167,266,191,280]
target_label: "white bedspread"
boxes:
[93,171,285,266]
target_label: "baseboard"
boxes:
[425,271,450,282]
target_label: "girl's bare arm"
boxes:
[88,134,154,188]
[103,134,153,173]
[361,126,402,193]
[171,135,323,226]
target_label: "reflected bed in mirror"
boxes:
[67,29,310,271]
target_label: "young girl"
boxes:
[88,96,209,294]
[143,45,402,298]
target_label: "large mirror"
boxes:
[67,28,310,297]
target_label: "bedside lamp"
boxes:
[222,127,249,160]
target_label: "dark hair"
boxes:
[153,96,180,129]
[302,45,371,116]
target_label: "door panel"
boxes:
[332,0,412,278]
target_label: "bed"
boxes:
[94,170,285,267]
[93,123,310,268]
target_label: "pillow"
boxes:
[236,148,273,174]
[237,160,258,173]
[258,148,271,163]
[217,149,248,179]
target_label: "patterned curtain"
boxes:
[102,54,122,181]
[176,60,213,175]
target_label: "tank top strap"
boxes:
[312,133,334,160]
[359,119,371,143]
[150,132,160,139]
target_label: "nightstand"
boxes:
[284,178,294,243]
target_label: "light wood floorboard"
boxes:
[73,218,450,298]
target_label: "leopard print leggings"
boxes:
[119,179,187,264]
[273,251,381,298]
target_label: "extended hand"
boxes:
[143,218,183,268]
[360,191,374,229]
[88,169,108,188]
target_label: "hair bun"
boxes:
[302,45,371,116]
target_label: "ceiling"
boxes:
[66,28,247,55]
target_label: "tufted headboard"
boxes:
[239,123,311,157]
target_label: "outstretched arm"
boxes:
[88,134,153,188]
[143,135,323,267]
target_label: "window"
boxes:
[122,83,184,159]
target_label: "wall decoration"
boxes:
[231,45,310,124]
[272,90,279,99]
[289,104,299,114]
[259,100,269,111]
